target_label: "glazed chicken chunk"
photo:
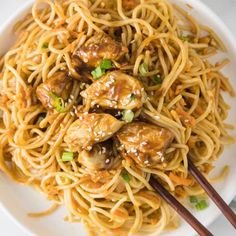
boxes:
[36,71,72,111]
[116,122,174,167]
[74,33,128,67]
[64,113,124,151]
[78,141,119,170]
[81,71,145,110]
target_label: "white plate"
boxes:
[0,0,236,235]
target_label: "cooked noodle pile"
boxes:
[0,0,235,235]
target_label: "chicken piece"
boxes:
[81,71,145,110]
[36,71,73,110]
[74,33,128,67]
[116,122,174,167]
[78,141,119,170]
[64,113,124,151]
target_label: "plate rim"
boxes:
[0,0,236,235]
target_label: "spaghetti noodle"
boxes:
[0,0,235,235]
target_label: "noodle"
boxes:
[0,0,235,235]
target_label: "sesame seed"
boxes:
[87,146,92,151]
[102,147,106,153]
[105,158,110,164]
[70,111,75,116]
[88,127,92,132]
[155,115,160,120]
[140,141,147,146]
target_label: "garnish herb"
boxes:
[139,63,149,76]
[153,74,162,84]
[130,93,136,101]
[195,200,208,211]
[189,196,198,204]
[49,92,66,112]
[91,59,112,79]
[42,43,48,49]
[38,113,46,123]
[179,35,192,43]
[91,67,104,80]
[121,170,130,183]
[62,152,74,162]
[100,59,112,70]
[122,110,134,123]
[189,196,208,211]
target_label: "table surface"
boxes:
[0,0,236,235]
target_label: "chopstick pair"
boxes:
[149,158,236,236]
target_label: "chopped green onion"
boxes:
[91,59,112,79]
[139,63,149,76]
[121,170,130,183]
[195,200,208,211]
[189,196,198,204]
[130,93,136,101]
[179,35,192,43]
[91,67,104,79]
[49,92,65,112]
[122,110,134,123]
[153,74,162,84]
[42,43,48,49]
[100,59,112,70]
[62,152,74,162]
[38,113,46,123]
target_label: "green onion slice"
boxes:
[38,113,46,123]
[153,74,162,84]
[91,59,112,79]
[130,93,136,101]
[179,35,192,42]
[42,43,48,49]
[139,63,149,76]
[122,110,134,123]
[100,59,112,70]
[62,152,74,162]
[49,92,66,113]
[121,170,130,183]
[189,196,198,204]
[195,200,208,211]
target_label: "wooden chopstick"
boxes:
[149,176,213,236]
[188,158,236,229]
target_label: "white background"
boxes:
[0,0,236,235]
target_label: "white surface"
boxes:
[0,0,236,236]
